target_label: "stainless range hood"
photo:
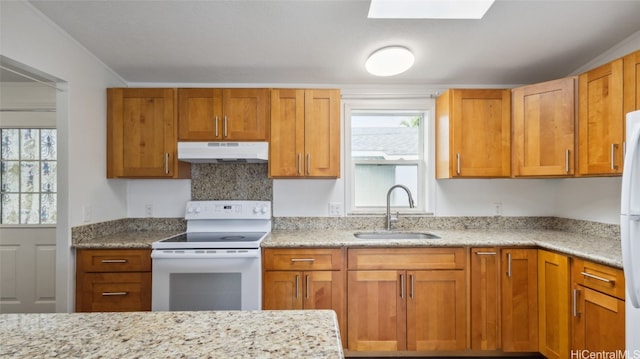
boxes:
[177,142,268,163]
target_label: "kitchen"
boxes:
[1,0,640,358]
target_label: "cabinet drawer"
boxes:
[77,249,151,272]
[263,248,343,270]
[348,247,466,270]
[572,258,625,300]
[77,272,151,312]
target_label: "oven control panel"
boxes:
[185,200,271,220]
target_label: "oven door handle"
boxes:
[151,249,260,259]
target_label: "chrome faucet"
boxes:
[386,184,415,231]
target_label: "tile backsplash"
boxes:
[190,163,272,201]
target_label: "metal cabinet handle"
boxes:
[506,253,512,278]
[223,116,228,138]
[101,259,127,263]
[573,288,581,317]
[102,292,127,296]
[164,153,170,174]
[297,153,302,176]
[565,149,570,173]
[306,153,311,176]
[305,274,310,299]
[294,275,299,299]
[611,143,618,170]
[410,274,414,299]
[215,116,219,137]
[456,153,461,175]
[400,274,405,299]
[290,258,315,262]
[475,251,497,255]
[581,271,614,284]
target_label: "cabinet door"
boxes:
[262,271,303,310]
[537,250,570,359]
[512,78,576,176]
[77,272,151,312]
[624,49,640,114]
[437,89,511,178]
[178,88,223,140]
[107,88,180,178]
[470,248,500,351]
[501,249,538,352]
[304,89,340,178]
[578,58,624,175]
[304,271,346,347]
[222,88,269,140]
[269,89,305,177]
[407,270,466,351]
[347,270,406,351]
[572,286,625,352]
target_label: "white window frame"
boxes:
[344,98,435,215]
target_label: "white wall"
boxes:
[126,180,191,218]
[1,0,127,312]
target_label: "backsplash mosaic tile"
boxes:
[190,163,272,201]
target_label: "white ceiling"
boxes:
[29,0,640,87]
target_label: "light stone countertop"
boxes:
[71,228,622,268]
[0,310,344,359]
[263,229,623,268]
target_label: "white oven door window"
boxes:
[152,256,261,311]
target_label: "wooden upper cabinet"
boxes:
[512,77,576,177]
[107,88,189,179]
[436,89,511,178]
[578,58,624,175]
[624,49,640,114]
[269,88,340,178]
[178,88,269,141]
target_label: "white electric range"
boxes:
[151,200,271,311]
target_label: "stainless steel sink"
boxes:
[353,232,441,240]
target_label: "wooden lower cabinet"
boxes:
[537,250,570,359]
[347,248,466,352]
[470,248,500,351]
[572,258,626,353]
[501,248,538,352]
[76,249,152,312]
[262,248,346,347]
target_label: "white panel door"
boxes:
[0,227,56,313]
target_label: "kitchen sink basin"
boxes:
[353,232,441,240]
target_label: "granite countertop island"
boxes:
[0,310,344,359]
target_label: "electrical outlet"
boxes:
[493,202,503,216]
[328,202,343,217]
[145,204,154,217]
[82,205,92,223]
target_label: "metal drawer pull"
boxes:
[215,116,219,137]
[290,258,315,262]
[456,153,461,175]
[565,149,570,173]
[297,153,302,175]
[506,253,512,278]
[475,251,497,255]
[611,143,618,170]
[573,288,581,317]
[581,271,614,284]
[295,275,299,299]
[400,274,405,299]
[305,275,310,299]
[164,152,170,174]
[102,292,127,296]
[306,153,311,175]
[101,259,128,263]
[223,116,228,137]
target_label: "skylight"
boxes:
[368,0,495,19]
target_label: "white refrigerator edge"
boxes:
[622,109,640,353]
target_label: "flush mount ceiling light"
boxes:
[365,46,415,77]
[368,0,495,19]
